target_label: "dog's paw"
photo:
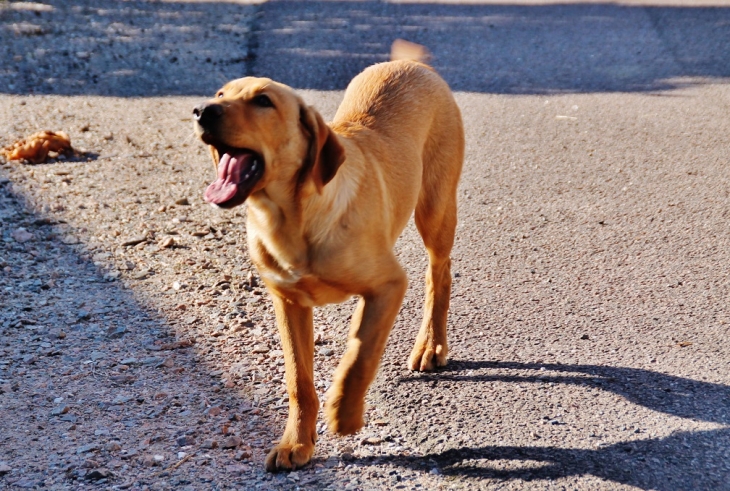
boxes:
[265,442,314,472]
[324,392,364,436]
[408,340,448,371]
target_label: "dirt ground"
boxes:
[2,1,730,491]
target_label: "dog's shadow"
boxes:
[379,360,730,490]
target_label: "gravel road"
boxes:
[1,1,729,490]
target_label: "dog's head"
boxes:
[193,77,345,209]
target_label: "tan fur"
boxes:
[196,57,464,472]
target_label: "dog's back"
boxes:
[331,51,464,243]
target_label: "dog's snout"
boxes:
[193,103,224,129]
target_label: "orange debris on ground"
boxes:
[1,130,74,164]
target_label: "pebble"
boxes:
[141,455,157,467]
[51,405,70,416]
[106,442,122,452]
[107,326,127,339]
[175,197,190,206]
[201,439,218,449]
[11,228,34,243]
[225,464,249,474]
[77,443,99,454]
[85,468,112,481]
[131,269,150,280]
[234,448,251,460]
[206,406,222,417]
[361,437,383,445]
[121,235,147,247]
[160,236,175,248]
[0,463,11,474]
[221,435,242,449]
[177,435,196,447]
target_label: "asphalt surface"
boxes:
[2,1,730,490]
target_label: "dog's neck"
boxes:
[245,142,362,279]
[246,185,310,273]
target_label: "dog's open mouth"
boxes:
[204,147,264,207]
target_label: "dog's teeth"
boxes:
[244,173,250,180]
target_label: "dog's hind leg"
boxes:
[409,116,464,371]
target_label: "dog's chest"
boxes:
[260,268,350,307]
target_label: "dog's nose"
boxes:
[193,103,224,129]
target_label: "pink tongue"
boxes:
[204,152,251,204]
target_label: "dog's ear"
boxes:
[299,105,345,194]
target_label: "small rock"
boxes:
[131,269,151,280]
[160,236,175,248]
[201,439,218,449]
[11,228,34,243]
[226,464,249,474]
[51,405,70,416]
[156,358,175,368]
[318,347,334,356]
[140,454,157,467]
[175,197,190,206]
[192,227,211,237]
[107,326,127,339]
[361,437,382,445]
[112,394,133,405]
[177,435,196,447]
[119,449,138,460]
[206,406,222,417]
[221,436,242,449]
[105,442,122,452]
[0,462,11,474]
[252,345,269,354]
[234,448,252,460]
[141,357,163,366]
[77,443,99,454]
[110,373,135,383]
[85,468,112,480]
[121,236,147,247]
[173,281,183,291]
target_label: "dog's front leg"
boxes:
[325,270,408,435]
[265,295,318,472]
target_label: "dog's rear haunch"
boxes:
[193,43,464,472]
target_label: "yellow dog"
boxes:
[193,46,464,471]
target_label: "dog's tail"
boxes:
[390,39,432,65]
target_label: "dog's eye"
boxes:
[217,92,224,99]
[253,94,274,108]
